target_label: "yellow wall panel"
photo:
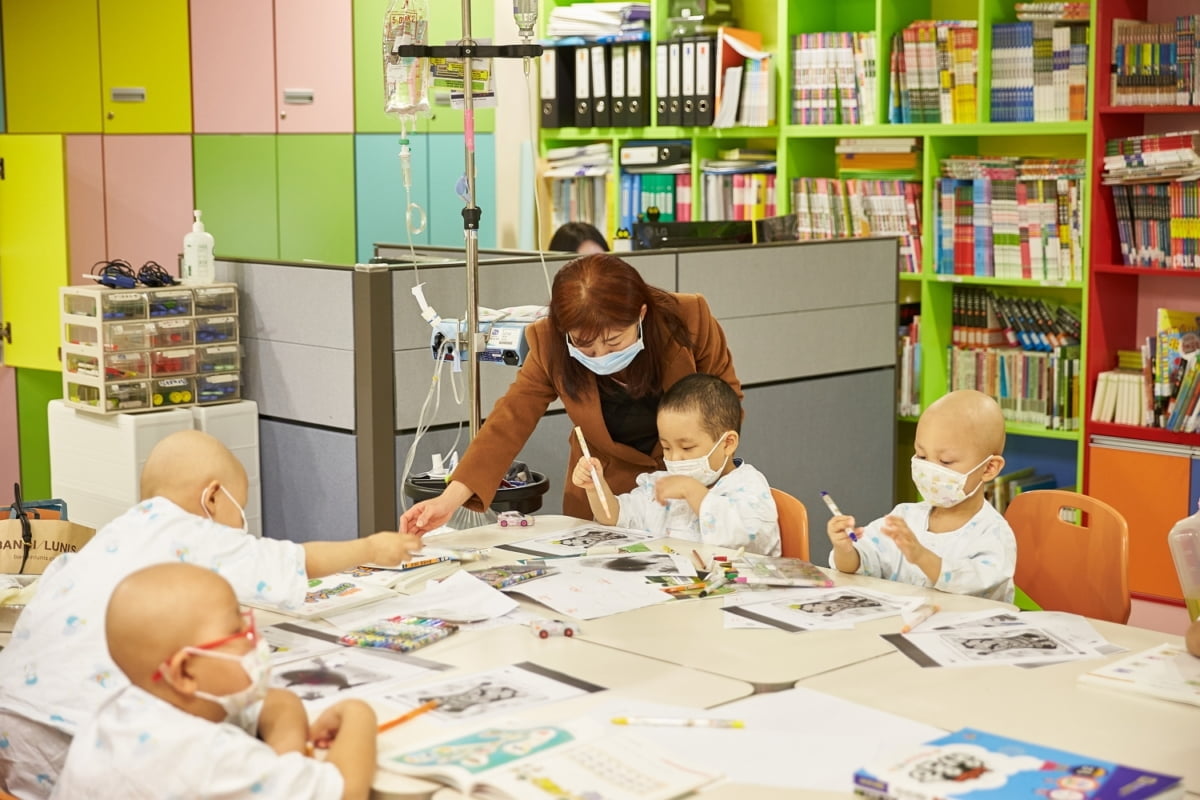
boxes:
[0,136,69,371]
[99,0,192,133]
[1,1,102,132]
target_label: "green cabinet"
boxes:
[194,136,281,260]
[278,135,357,263]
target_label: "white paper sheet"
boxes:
[324,569,518,631]
[500,524,658,557]
[508,569,671,620]
[722,587,915,631]
[269,647,444,709]
[557,552,697,578]
[262,623,342,665]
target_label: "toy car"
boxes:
[531,619,580,639]
[497,511,533,527]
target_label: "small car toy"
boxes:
[531,619,580,639]
[497,511,533,527]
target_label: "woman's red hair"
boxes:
[545,254,692,401]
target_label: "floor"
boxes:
[1128,597,1192,635]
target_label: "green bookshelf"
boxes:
[538,0,1098,501]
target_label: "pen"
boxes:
[819,491,858,542]
[900,603,940,633]
[575,426,612,520]
[662,582,706,594]
[378,699,441,733]
[611,716,745,729]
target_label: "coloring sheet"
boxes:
[557,552,697,578]
[269,647,445,706]
[723,587,914,631]
[247,575,397,620]
[378,663,602,724]
[324,569,518,631]
[499,524,658,557]
[508,569,671,620]
[261,623,342,666]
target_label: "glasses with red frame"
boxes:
[151,609,259,682]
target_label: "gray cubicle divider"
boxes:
[217,237,897,553]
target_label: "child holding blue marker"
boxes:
[825,390,1017,602]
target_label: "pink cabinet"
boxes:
[66,136,107,285]
[190,0,276,133]
[102,136,194,275]
[0,367,19,493]
[275,0,354,133]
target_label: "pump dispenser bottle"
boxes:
[1168,500,1200,621]
[182,209,215,284]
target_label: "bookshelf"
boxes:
[537,0,1099,503]
[1083,0,1200,605]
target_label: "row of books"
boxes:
[658,28,775,129]
[1090,368,1152,426]
[947,343,1081,431]
[1109,182,1200,269]
[1152,307,1200,427]
[935,156,1086,281]
[545,3,649,39]
[544,143,612,236]
[1015,2,1090,22]
[951,286,1081,353]
[617,171,692,228]
[888,21,979,124]
[1111,15,1200,107]
[985,466,1058,514]
[701,171,777,222]
[790,32,878,125]
[990,20,1089,122]
[897,303,921,417]
[790,178,923,273]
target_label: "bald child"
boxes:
[826,389,1017,602]
[0,430,418,799]
[52,564,376,799]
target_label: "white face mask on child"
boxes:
[910,455,994,508]
[188,639,271,721]
[664,433,732,487]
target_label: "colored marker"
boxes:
[575,426,612,519]
[612,716,745,729]
[662,582,706,594]
[820,491,859,542]
[378,699,441,733]
[900,603,940,633]
[690,549,708,571]
[699,569,729,597]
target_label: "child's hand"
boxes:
[880,515,928,563]
[571,456,605,490]
[367,532,423,566]
[827,515,861,550]
[309,699,377,750]
[654,475,704,505]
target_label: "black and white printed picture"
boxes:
[383,665,589,722]
[941,630,1067,660]
[270,653,396,702]
[787,593,886,620]
[549,529,636,549]
[568,553,689,576]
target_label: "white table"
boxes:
[797,620,1199,792]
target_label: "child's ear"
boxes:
[162,649,200,695]
[982,455,1005,481]
[724,431,740,453]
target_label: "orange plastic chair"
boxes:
[1004,489,1131,624]
[771,489,810,561]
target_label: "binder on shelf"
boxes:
[655,41,669,125]
[589,43,612,128]
[694,35,717,127]
[540,44,575,129]
[620,142,692,168]
[666,40,682,125]
[629,41,651,126]
[574,46,593,127]
[610,43,629,126]
[681,37,697,126]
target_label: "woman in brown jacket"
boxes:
[399,253,742,532]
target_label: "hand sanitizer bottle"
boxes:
[182,210,215,284]
[1168,500,1200,621]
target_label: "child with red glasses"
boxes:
[0,430,418,799]
[53,563,377,799]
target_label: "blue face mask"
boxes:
[566,323,644,376]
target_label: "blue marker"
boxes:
[819,491,858,542]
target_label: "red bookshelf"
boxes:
[1085,0,1200,605]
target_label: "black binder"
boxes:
[540,44,575,129]
[610,43,629,126]
[589,43,611,128]
[666,40,682,126]
[681,37,697,126]
[573,46,593,127]
[629,41,651,126]
[694,35,717,127]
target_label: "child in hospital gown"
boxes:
[573,374,780,556]
[826,390,1016,602]
[0,431,417,799]
[51,563,376,799]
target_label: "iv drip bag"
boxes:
[383,0,432,121]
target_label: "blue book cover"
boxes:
[854,728,1181,800]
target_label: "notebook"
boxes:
[735,555,834,587]
[379,720,722,800]
[248,576,396,620]
[854,728,1183,800]
[1078,643,1200,708]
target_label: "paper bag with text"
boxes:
[0,518,96,575]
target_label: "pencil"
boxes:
[690,549,708,571]
[574,426,612,519]
[378,699,440,733]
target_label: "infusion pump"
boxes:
[431,306,546,367]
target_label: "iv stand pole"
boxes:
[459,0,483,441]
